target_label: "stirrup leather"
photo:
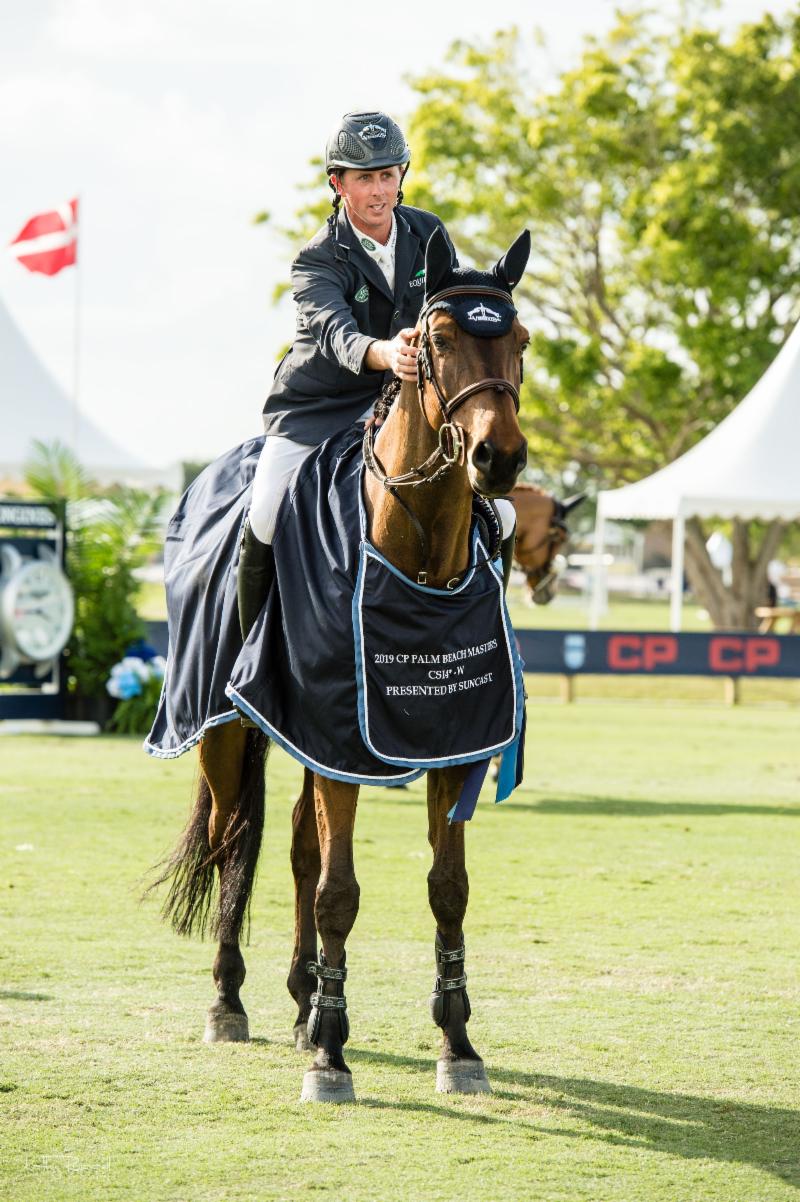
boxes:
[430,933,472,1028]
[306,952,350,1047]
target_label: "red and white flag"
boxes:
[8,198,79,276]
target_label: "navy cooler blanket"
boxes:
[147,426,525,799]
[145,435,265,757]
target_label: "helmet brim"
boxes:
[327,155,410,174]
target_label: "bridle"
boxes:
[362,284,523,585]
[363,285,521,491]
[522,501,570,599]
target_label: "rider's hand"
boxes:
[365,329,419,381]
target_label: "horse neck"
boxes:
[363,381,473,588]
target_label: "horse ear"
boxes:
[424,227,454,298]
[494,230,531,292]
[560,492,587,516]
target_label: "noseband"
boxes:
[363,285,521,491]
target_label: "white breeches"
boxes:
[494,497,516,541]
[249,436,315,545]
[249,435,517,547]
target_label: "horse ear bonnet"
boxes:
[423,228,525,339]
[423,227,455,298]
[493,230,531,292]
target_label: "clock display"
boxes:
[0,545,75,676]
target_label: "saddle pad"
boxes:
[354,539,522,765]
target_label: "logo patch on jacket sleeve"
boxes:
[355,284,369,303]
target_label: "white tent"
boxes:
[591,320,800,630]
[0,297,179,490]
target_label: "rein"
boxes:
[362,285,520,584]
[363,285,520,491]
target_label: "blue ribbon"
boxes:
[447,757,491,823]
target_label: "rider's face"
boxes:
[333,166,402,240]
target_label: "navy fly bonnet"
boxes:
[420,227,531,337]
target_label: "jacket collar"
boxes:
[337,209,391,301]
[392,210,420,305]
[336,208,402,304]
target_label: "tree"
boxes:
[397,8,800,627]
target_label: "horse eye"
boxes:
[432,336,449,351]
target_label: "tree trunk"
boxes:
[683,516,784,630]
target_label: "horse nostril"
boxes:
[472,440,497,474]
[514,440,527,474]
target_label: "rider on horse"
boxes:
[238,109,518,637]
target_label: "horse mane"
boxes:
[511,481,550,498]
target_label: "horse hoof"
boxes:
[203,1010,249,1043]
[300,1068,355,1104]
[293,1022,313,1052]
[436,1058,491,1094]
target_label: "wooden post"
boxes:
[724,676,741,706]
[559,674,575,704]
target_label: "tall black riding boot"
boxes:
[500,530,516,594]
[237,518,275,641]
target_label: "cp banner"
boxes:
[516,630,800,678]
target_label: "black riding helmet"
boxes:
[325,111,410,174]
[326,111,410,211]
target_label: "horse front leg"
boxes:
[300,775,360,1103]
[287,769,321,1050]
[427,766,490,1094]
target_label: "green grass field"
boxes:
[1,705,799,1201]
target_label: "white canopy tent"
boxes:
[590,320,800,630]
[0,297,179,490]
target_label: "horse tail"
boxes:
[147,728,269,941]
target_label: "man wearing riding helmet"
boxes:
[238,109,517,637]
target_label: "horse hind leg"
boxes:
[149,720,268,1042]
[287,769,321,1051]
[200,723,268,1042]
[426,766,490,1094]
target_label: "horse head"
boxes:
[416,228,531,499]
[365,229,533,586]
[510,488,586,604]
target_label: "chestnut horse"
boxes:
[153,230,531,1103]
[508,484,585,603]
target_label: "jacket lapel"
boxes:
[393,211,421,306]
[340,211,394,302]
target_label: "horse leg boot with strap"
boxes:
[237,518,275,641]
[431,932,490,1093]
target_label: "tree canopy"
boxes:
[402,8,800,486]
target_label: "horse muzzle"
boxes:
[468,438,527,498]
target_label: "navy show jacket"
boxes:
[262,204,456,446]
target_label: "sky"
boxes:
[0,0,794,471]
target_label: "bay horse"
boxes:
[153,229,531,1103]
[508,484,585,603]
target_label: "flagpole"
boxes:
[71,195,81,456]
